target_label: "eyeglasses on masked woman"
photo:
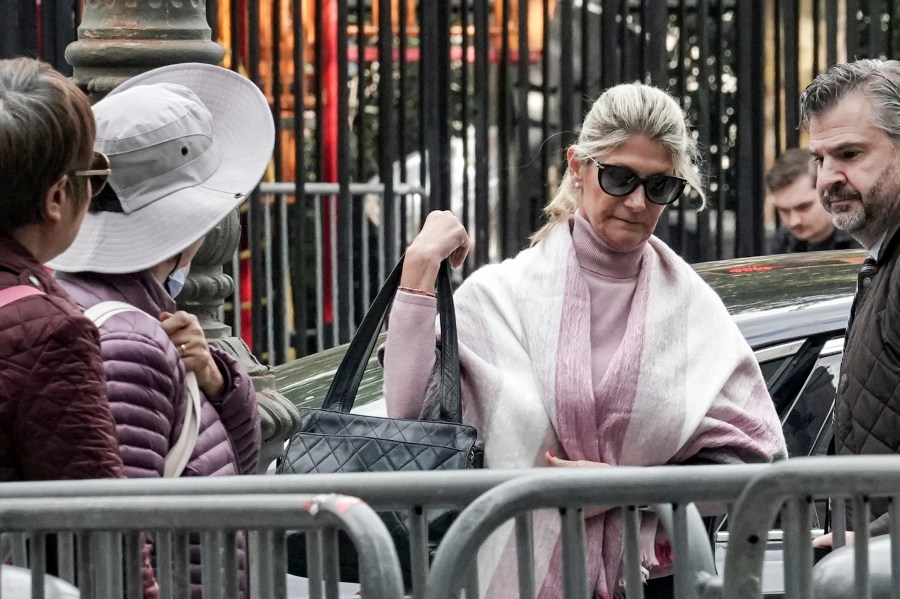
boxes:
[69,152,111,198]
[588,157,687,205]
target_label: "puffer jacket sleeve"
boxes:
[207,348,260,475]
[15,315,124,480]
[100,323,186,479]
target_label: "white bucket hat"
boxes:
[50,63,275,274]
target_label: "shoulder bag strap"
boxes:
[83,300,150,326]
[0,285,45,308]
[322,256,462,422]
[84,301,201,478]
[435,260,461,422]
[162,373,201,478]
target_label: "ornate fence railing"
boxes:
[3,0,898,361]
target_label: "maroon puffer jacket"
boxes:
[56,269,261,598]
[0,236,157,596]
[0,235,124,482]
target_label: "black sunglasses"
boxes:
[70,152,111,198]
[589,159,687,205]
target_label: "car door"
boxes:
[714,334,844,597]
[756,335,843,458]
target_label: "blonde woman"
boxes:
[383,83,787,598]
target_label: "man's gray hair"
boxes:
[799,59,900,139]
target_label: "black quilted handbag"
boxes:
[277,256,483,586]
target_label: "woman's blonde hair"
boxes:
[532,83,705,243]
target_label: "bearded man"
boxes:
[802,59,900,549]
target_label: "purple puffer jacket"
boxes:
[56,270,261,598]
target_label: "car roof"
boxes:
[694,249,865,348]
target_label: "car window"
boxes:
[755,336,843,458]
[756,340,805,385]
[714,337,843,534]
[781,351,841,457]
[759,357,790,383]
[755,336,844,457]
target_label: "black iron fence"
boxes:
[3,0,898,362]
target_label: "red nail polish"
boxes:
[547,451,555,458]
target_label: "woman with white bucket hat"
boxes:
[50,63,272,598]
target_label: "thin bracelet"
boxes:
[397,285,436,298]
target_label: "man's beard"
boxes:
[822,159,900,247]
[826,186,867,232]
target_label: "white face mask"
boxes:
[166,266,189,298]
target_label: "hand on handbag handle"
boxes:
[323,251,460,417]
[402,210,470,291]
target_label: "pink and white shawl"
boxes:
[450,223,786,599]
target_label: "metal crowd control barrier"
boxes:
[718,456,900,599]
[0,565,78,598]
[0,493,404,599]
[0,465,771,598]
[811,536,895,599]
[0,470,530,598]
[0,466,775,598]
[420,465,770,599]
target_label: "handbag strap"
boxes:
[322,256,462,422]
[84,301,202,478]
[435,260,461,422]
[0,285,45,308]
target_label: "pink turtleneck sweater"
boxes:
[383,213,645,419]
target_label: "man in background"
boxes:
[767,147,860,253]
